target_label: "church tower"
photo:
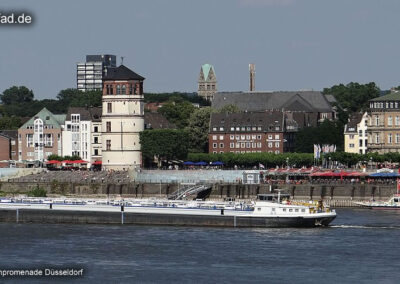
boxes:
[101,65,145,170]
[198,64,217,101]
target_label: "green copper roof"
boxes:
[370,92,400,102]
[201,63,215,81]
[20,108,65,129]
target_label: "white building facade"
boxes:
[101,65,145,170]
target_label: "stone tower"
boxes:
[198,64,217,101]
[101,65,145,170]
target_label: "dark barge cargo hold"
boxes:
[0,194,336,228]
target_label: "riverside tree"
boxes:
[140,129,189,168]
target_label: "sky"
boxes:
[1,0,400,99]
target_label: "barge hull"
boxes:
[0,209,335,228]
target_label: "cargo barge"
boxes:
[0,194,336,228]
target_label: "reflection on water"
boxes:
[0,209,399,283]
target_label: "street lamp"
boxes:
[286,157,289,169]
[370,157,373,170]
[329,157,332,169]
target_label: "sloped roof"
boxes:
[212,91,334,112]
[144,112,176,129]
[344,112,365,133]
[210,111,284,132]
[20,108,64,129]
[103,65,145,81]
[89,107,102,122]
[66,107,91,121]
[370,91,400,101]
[201,64,215,81]
[0,130,18,139]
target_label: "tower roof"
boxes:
[103,65,145,81]
[201,64,215,80]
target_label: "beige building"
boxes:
[198,63,217,101]
[101,65,145,170]
[344,112,369,154]
[367,92,400,153]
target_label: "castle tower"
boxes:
[101,65,145,170]
[198,64,217,101]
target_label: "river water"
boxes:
[0,209,399,283]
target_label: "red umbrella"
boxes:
[92,160,102,165]
[72,160,88,164]
[46,160,61,164]
[61,160,73,164]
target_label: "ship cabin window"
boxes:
[271,208,275,212]
[295,209,299,212]
[257,208,261,211]
[289,209,293,212]
[394,198,399,203]
[282,208,286,212]
[301,209,306,212]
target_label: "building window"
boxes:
[94,149,99,156]
[236,143,240,148]
[94,126,98,133]
[107,103,112,113]
[388,133,393,144]
[213,143,217,148]
[275,150,280,154]
[235,135,239,140]
[251,135,256,139]
[375,116,380,126]
[246,135,250,140]
[257,142,261,148]
[268,135,272,139]
[94,137,99,144]
[257,135,261,140]
[121,85,126,94]
[230,135,234,140]
[212,135,217,140]
[230,127,235,131]
[230,143,234,148]
[212,127,217,131]
[257,126,262,131]
[129,84,133,94]
[275,134,279,139]
[359,139,363,147]
[246,142,250,148]
[396,134,400,144]
[116,85,121,94]
[106,140,111,151]
[375,134,380,143]
[349,135,355,139]
[219,143,224,148]
[388,116,393,126]
[236,127,240,131]
[241,135,245,140]
[268,142,273,148]
[219,135,224,140]
[106,121,111,132]
[275,142,280,148]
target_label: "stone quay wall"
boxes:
[0,181,397,203]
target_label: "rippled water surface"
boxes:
[0,209,399,283]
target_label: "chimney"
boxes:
[249,63,255,92]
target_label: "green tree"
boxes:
[186,107,212,152]
[0,86,34,105]
[158,100,196,129]
[323,82,380,113]
[294,120,344,153]
[0,116,22,130]
[140,129,189,167]
[216,104,240,114]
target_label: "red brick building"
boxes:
[208,111,285,154]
